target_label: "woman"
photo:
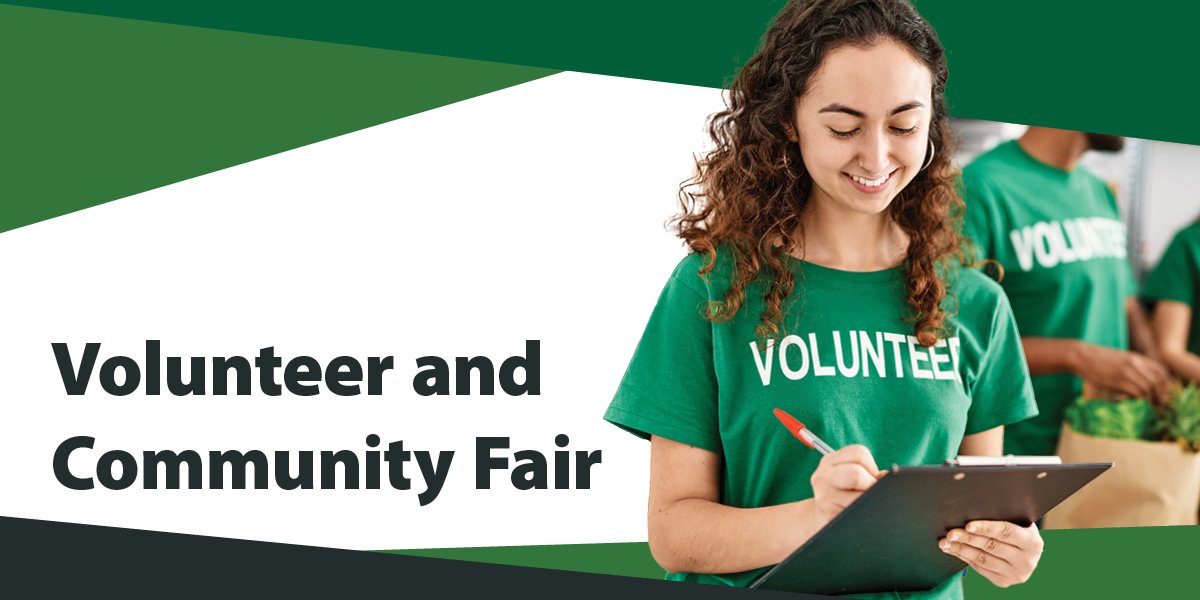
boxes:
[1145,221,1200,382]
[603,1,1044,597]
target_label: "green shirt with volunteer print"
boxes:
[604,250,1037,599]
[1143,221,1200,356]
[962,140,1136,456]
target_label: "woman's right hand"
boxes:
[1074,343,1172,402]
[809,444,881,529]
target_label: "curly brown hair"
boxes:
[672,0,965,346]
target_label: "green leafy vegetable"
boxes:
[1066,383,1200,452]
[1164,384,1200,452]
[1065,396,1160,441]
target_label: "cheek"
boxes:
[898,134,931,167]
[797,135,851,176]
[893,136,930,190]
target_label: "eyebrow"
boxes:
[818,101,925,117]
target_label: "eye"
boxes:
[829,127,858,139]
[890,125,919,135]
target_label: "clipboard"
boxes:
[749,461,1111,595]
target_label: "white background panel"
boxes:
[0,72,721,549]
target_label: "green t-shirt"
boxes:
[1144,221,1200,356]
[605,250,1037,598]
[962,140,1136,456]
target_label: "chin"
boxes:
[827,192,895,216]
[841,184,902,216]
[848,198,895,216]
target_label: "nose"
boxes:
[857,129,889,176]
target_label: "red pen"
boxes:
[773,408,836,455]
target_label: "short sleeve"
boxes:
[1144,230,1198,307]
[960,173,999,263]
[964,292,1039,435]
[604,262,721,453]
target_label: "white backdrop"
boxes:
[0,72,721,549]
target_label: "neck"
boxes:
[1017,127,1088,171]
[792,195,907,271]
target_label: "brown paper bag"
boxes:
[1043,424,1200,529]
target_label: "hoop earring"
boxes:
[921,139,936,171]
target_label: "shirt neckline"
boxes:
[1006,139,1076,181]
[780,254,905,285]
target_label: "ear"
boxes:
[783,122,798,143]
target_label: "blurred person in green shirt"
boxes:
[962,127,1171,456]
[1144,221,1200,382]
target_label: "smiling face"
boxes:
[790,39,934,217]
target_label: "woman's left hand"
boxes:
[939,520,1043,588]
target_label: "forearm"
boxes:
[649,497,818,574]
[1020,337,1086,376]
[1127,297,1160,359]
[1160,349,1200,384]
[1152,301,1196,383]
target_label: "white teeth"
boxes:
[851,173,889,187]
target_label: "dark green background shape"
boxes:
[388,526,1200,599]
[3,0,1196,143]
[5,1,1199,233]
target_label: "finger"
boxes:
[944,528,1022,562]
[830,464,877,492]
[1134,361,1168,400]
[939,536,1012,573]
[827,444,879,476]
[964,520,1032,546]
[825,489,864,512]
[1117,369,1152,400]
[1125,360,1157,399]
[1145,359,1172,382]
[941,540,1013,588]
[1146,362,1173,402]
[1118,356,1154,398]
[819,486,868,514]
[1131,358,1169,400]
[1154,375,1172,403]
[1102,374,1138,399]
[968,520,1045,560]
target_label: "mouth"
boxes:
[844,169,897,193]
